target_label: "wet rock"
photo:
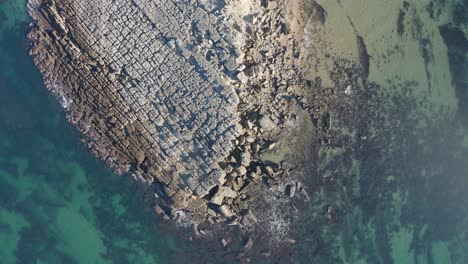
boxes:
[226,216,239,225]
[245,209,258,223]
[154,204,170,220]
[221,238,229,247]
[244,236,254,249]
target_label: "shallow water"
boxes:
[292,0,468,263]
[0,0,467,263]
[0,1,191,263]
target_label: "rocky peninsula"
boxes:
[21,0,468,261]
[27,0,375,254]
[28,0,311,233]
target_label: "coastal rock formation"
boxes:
[28,0,241,197]
[27,0,310,235]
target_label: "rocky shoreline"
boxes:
[22,0,468,262]
[27,0,318,243]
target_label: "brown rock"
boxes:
[172,190,191,209]
[136,151,145,164]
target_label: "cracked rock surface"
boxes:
[27,0,310,236]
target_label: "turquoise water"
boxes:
[1,0,467,263]
[0,1,191,263]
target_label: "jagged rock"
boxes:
[232,181,240,191]
[210,186,238,205]
[240,152,251,166]
[236,177,244,188]
[248,171,260,180]
[225,165,234,174]
[224,58,239,72]
[246,136,255,143]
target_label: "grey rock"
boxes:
[211,186,238,205]
[259,116,276,131]
[240,152,251,166]
[237,72,249,84]
[218,205,234,217]
[286,184,296,197]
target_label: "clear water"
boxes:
[0,0,467,263]
[0,1,190,263]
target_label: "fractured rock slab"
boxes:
[28,0,241,209]
[27,0,311,235]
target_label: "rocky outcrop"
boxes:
[27,0,311,237]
